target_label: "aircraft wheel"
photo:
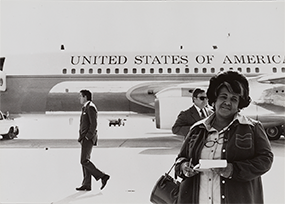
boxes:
[265,126,281,140]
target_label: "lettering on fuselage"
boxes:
[70,54,285,66]
[223,55,285,64]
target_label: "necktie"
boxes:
[200,108,206,119]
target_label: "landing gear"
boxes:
[265,125,282,140]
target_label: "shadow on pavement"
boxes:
[53,192,103,204]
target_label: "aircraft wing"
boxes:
[257,74,285,84]
[126,80,209,109]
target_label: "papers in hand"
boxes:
[193,159,227,170]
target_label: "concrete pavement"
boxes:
[0,113,284,203]
[0,141,285,204]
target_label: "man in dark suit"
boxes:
[172,88,213,137]
[76,89,110,191]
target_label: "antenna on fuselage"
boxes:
[61,44,65,51]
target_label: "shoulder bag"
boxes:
[150,163,180,204]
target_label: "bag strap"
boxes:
[167,163,176,175]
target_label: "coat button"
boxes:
[222,149,226,152]
[222,195,225,199]
[222,180,225,184]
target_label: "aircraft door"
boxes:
[0,70,7,91]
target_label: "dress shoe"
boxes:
[76,186,91,191]
[100,175,110,190]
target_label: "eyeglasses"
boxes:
[204,137,224,148]
[197,96,208,101]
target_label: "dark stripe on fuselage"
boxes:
[0,73,259,113]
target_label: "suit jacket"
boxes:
[78,101,98,145]
[172,105,213,137]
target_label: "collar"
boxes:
[192,112,254,132]
[193,104,202,112]
[83,101,91,107]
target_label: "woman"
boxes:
[175,71,273,204]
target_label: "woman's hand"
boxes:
[180,161,198,177]
[212,163,233,178]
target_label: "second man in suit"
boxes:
[76,89,110,191]
[172,88,213,137]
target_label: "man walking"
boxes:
[76,89,110,191]
[172,88,213,137]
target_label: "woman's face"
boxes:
[214,86,240,120]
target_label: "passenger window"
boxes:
[211,68,215,73]
[80,69,84,74]
[246,67,251,73]
[255,67,259,73]
[272,67,277,73]
[98,68,102,74]
[150,68,154,74]
[194,68,198,73]
[141,68,145,74]
[176,68,180,73]
[124,68,128,74]
[202,68,207,73]
[282,67,285,73]
[237,67,242,72]
[71,69,76,74]
[106,68,111,74]
[115,68,119,74]
[62,69,67,74]
[159,68,163,73]
[89,69,93,74]
[167,68,171,73]
[132,68,137,74]
[185,68,189,73]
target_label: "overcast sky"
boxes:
[1,0,284,56]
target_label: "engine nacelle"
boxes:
[155,96,192,129]
[0,71,7,91]
[155,86,194,129]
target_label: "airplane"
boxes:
[0,51,284,140]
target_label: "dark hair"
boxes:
[192,88,206,103]
[80,89,92,101]
[192,88,206,98]
[206,71,251,109]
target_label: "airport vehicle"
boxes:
[0,52,284,140]
[0,111,19,140]
[109,118,126,127]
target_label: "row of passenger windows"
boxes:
[62,67,285,74]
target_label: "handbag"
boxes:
[150,163,180,204]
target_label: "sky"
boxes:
[0,0,284,56]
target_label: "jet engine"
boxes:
[155,86,194,129]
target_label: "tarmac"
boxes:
[0,113,284,204]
